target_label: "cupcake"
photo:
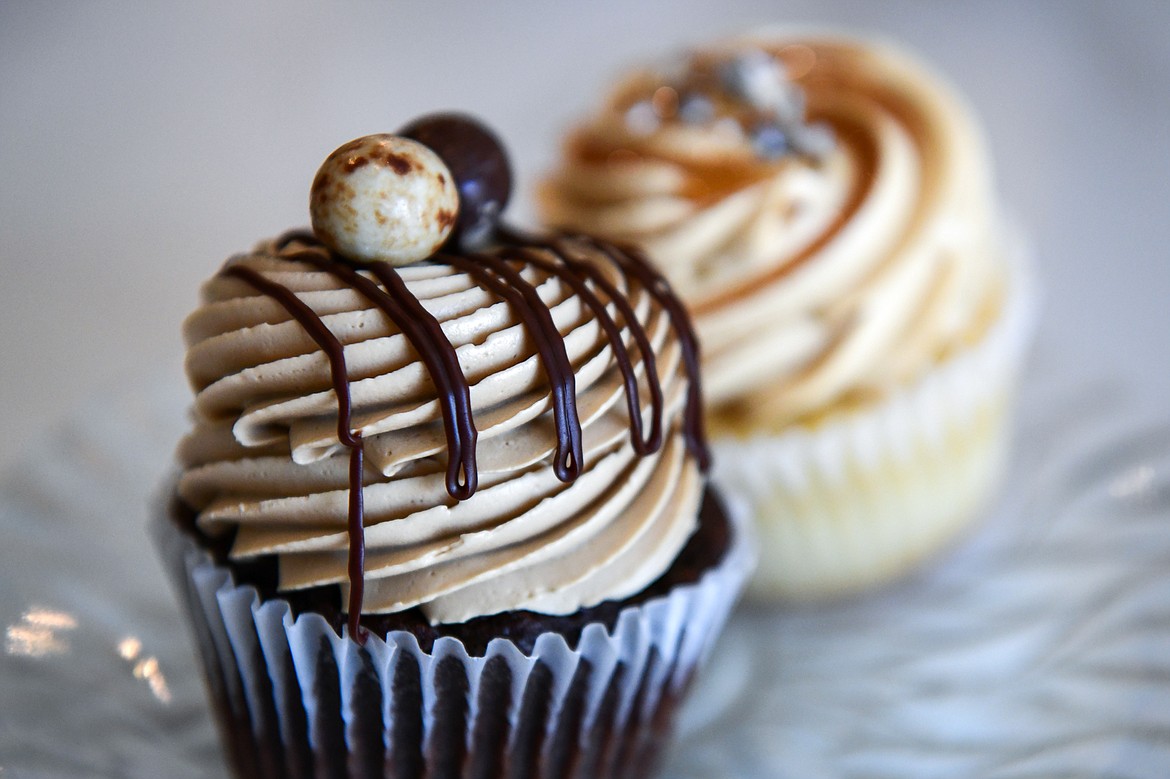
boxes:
[541,35,1036,599]
[156,115,750,779]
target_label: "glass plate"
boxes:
[2,358,1169,778]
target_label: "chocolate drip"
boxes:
[221,263,368,644]
[273,228,317,251]
[363,262,478,495]
[347,442,366,640]
[284,245,479,500]
[583,237,711,471]
[501,245,663,457]
[440,251,584,482]
[500,227,711,471]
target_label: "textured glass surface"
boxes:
[2,357,1169,777]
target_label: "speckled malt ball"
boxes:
[309,134,459,265]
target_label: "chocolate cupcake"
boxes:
[541,35,1037,599]
[156,115,750,778]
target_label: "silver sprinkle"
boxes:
[625,100,660,136]
[721,49,788,112]
[678,92,716,124]
[751,123,790,160]
[772,83,806,125]
[792,122,836,159]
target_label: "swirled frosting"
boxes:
[541,36,1006,429]
[177,232,705,624]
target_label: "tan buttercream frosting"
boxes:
[177,234,702,624]
[541,36,1006,429]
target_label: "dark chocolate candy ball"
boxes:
[399,113,512,250]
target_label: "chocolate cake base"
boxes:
[157,489,738,779]
[171,488,731,655]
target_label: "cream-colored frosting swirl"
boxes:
[541,36,1006,429]
[177,235,702,624]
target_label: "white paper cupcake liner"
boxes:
[154,492,752,779]
[712,226,1038,600]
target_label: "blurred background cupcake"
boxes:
[541,33,1037,600]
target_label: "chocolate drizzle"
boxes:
[502,245,663,456]
[276,239,479,500]
[219,227,709,630]
[439,251,584,481]
[221,262,369,643]
[586,235,711,470]
[501,227,711,470]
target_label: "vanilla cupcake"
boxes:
[156,115,749,778]
[541,36,1036,599]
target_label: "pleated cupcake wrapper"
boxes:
[712,226,1038,598]
[156,494,752,779]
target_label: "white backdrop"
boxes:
[4,5,1170,777]
[1,1,1169,471]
